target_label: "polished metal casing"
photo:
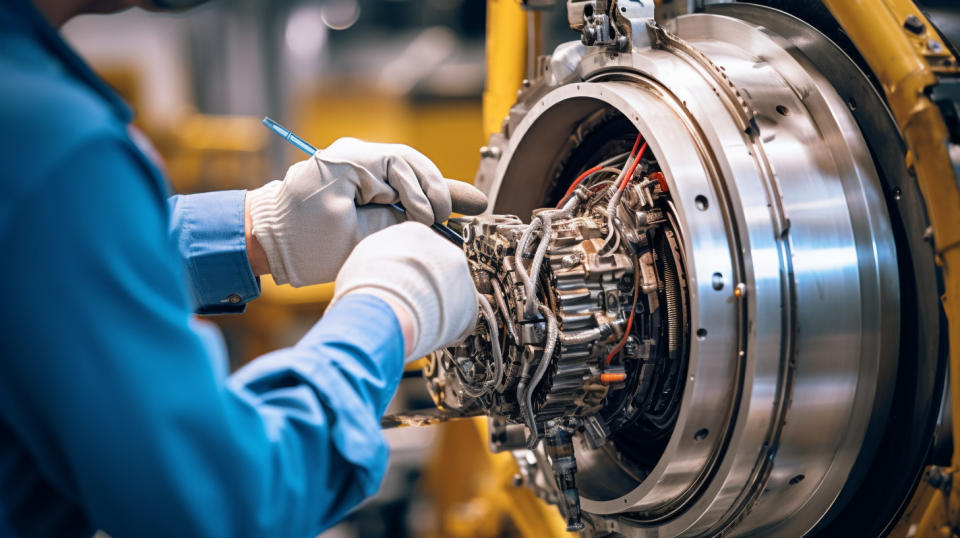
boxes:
[474,10,899,537]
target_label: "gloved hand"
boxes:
[332,221,478,363]
[247,138,452,287]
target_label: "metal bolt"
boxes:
[925,466,952,491]
[734,282,747,298]
[511,474,523,487]
[479,146,502,159]
[904,14,925,34]
[226,293,242,304]
[929,39,944,53]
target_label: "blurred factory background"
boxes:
[63,2,569,537]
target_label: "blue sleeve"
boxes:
[0,134,405,537]
[168,190,261,314]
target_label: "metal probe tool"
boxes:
[262,117,464,246]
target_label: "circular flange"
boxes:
[481,9,899,537]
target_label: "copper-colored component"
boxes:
[650,171,668,192]
[600,373,627,384]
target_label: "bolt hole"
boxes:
[789,474,805,486]
[694,428,709,441]
[621,6,627,12]
[696,328,708,340]
[776,104,790,116]
[695,195,709,211]
[711,272,724,291]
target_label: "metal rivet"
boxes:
[227,294,242,304]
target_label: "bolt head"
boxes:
[904,14,925,34]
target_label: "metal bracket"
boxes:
[567,0,653,51]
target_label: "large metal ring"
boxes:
[481,10,899,536]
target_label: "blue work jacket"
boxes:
[0,1,404,536]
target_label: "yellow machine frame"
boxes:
[818,1,960,536]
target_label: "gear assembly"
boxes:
[406,0,960,536]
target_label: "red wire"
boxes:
[627,132,642,158]
[617,141,647,193]
[556,132,645,208]
[606,264,641,366]
[605,137,643,367]
[557,164,604,208]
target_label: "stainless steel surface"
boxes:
[470,6,900,536]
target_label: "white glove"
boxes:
[247,138,453,287]
[332,222,478,363]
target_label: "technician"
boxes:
[0,0,479,536]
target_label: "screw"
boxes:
[904,14,925,34]
[929,39,944,53]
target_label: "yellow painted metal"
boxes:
[421,418,576,538]
[821,1,960,536]
[483,0,529,139]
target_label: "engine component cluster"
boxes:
[424,138,688,531]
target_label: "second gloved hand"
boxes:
[332,222,478,363]
[247,138,453,287]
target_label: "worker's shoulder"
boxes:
[0,35,129,181]
[0,63,124,154]
[0,37,146,234]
